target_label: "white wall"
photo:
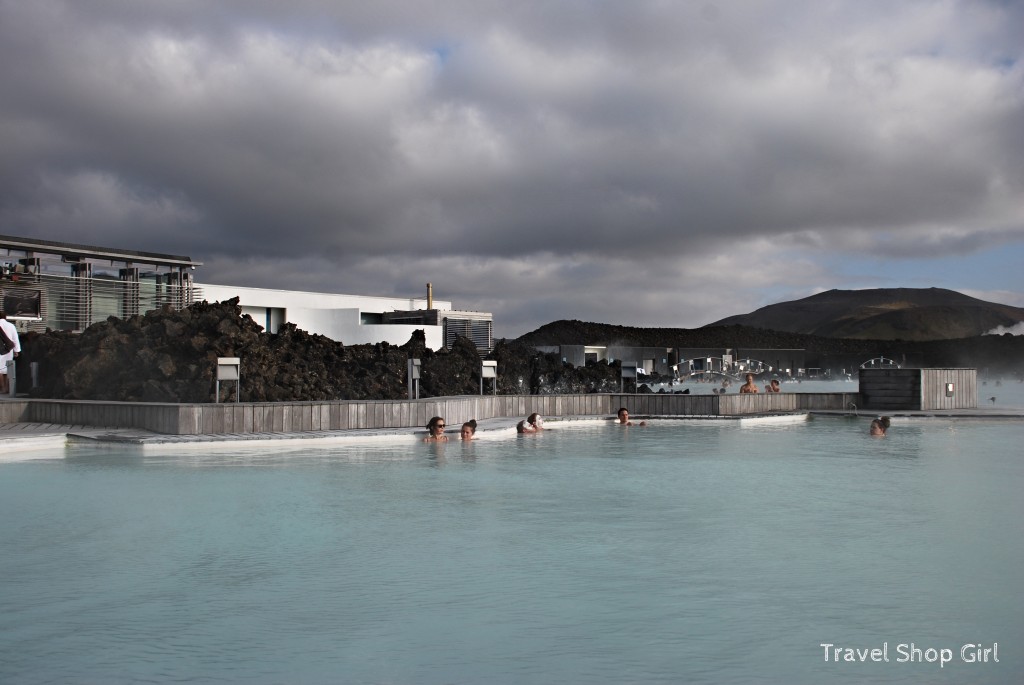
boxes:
[199,283,451,312]
[199,283,446,349]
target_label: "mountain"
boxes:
[513,317,1024,375]
[705,288,1024,341]
[516,319,815,349]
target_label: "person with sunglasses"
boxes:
[424,416,448,442]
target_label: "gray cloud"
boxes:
[2,0,1022,337]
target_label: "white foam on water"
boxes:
[738,413,810,427]
[0,436,69,459]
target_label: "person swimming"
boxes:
[615,407,647,426]
[869,416,891,436]
[424,416,448,442]
[517,413,544,433]
[460,419,477,440]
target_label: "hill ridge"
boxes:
[705,287,1024,341]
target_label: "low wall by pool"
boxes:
[1,392,859,436]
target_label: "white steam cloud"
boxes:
[985,323,1024,336]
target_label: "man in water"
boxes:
[739,373,759,394]
[616,407,647,426]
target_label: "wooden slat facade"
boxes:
[920,368,977,410]
[859,369,921,410]
[1,388,862,436]
[860,368,978,410]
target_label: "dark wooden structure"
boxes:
[859,368,977,411]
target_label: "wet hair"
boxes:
[426,416,445,432]
[617,407,629,416]
[527,412,540,425]
[516,420,527,433]
[461,419,477,435]
[870,416,891,434]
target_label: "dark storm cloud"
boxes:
[1,0,1022,335]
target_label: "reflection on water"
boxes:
[1,418,1022,684]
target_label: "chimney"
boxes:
[426,282,433,310]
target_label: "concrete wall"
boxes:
[284,306,443,349]
[200,283,447,313]
[199,283,446,349]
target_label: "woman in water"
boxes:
[460,419,477,441]
[424,416,448,442]
[517,413,544,433]
[869,416,891,437]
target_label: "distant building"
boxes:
[1,235,492,352]
[200,283,493,352]
[723,348,807,377]
[539,345,675,375]
[537,344,806,378]
[382,307,493,352]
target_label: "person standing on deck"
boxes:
[0,311,21,395]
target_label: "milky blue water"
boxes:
[1,416,1022,684]
[645,377,1024,410]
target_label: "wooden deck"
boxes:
[1,392,861,436]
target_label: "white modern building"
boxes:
[199,282,493,351]
[1,234,493,352]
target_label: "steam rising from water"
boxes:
[986,323,1024,335]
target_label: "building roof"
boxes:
[0,234,202,268]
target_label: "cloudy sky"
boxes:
[2,1,1022,338]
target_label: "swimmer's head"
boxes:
[869,416,890,436]
[427,416,445,436]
